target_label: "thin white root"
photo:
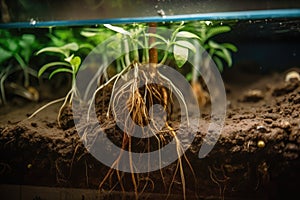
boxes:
[87,64,131,122]
[56,89,73,127]
[28,97,65,119]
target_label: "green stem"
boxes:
[132,40,139,62]
[123,37,131,67]
[121,56,126,69]
[143,30,149,63]
[159,42,173,65]
[116,58,122,72]
[159,22,185,66]
[72,72,77,94]
[14,53,29,87]
[0,73,7,104]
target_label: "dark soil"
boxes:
[0,67,300,200]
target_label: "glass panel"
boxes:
[0,0,300,27]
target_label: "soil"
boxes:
[0,66,300,200]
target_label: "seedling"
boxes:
[183,21,237,71]
[80,22,205,199]
[181,21,237,105]
[0,29,40,104]
[28,42,82,127]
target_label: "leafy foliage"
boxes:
[36,43,81,78]
[1,21,237,106]
[0,29,43,104]
[0,29,41,85]
[185,21,238,72]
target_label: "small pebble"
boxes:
[257,140,265,148]
[243,89,264,102]
[280,120,291,129]
[264,119,273,124]
[257,125,267,133]
[285,71,300,82]
[31,122,37,127]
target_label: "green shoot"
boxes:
[0,30,40,104]
[28,42,82,127]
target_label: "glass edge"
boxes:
[0,9,299,29]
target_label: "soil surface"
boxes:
[0,66,300,200]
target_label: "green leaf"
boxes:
[48,34,65,47]
[214,48,232,66]
[54,29,73,40]
[176,31,200,39]
[70,56,81,73]
[80,31,98,37]
[64,54,74,63]
[207,41,236,67]
[21,34,35,45]
[174,40,196,53]
[203,43,209,50]
[6,39,18,52]
[0,47,13,63]
[49,68,74,79]
[222,43,238,52]
[212,56,224,72]
[36,43,79,57]
[173,41,189,68]
[36,46,68,57]
[221,48,233,66]
[79,43,94,50]
[38,62,70,77]
[206,26,231,39]
[149,41,166,49]
[208,40,223,49]
[185,72,193,81]
[104,24,130,35]
[19,35,36,63]
[146,33,168,43]
[62,42,79,51]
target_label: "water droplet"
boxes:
[248,20,252,24]
[155,5,158,9]
[30,18,37,25]
[220,22,223,25]
[157,9,166,18]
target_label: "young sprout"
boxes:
[28,42,82,127]
[193,21,237,76]
[0,30,40,104]
[178,21,237,106]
